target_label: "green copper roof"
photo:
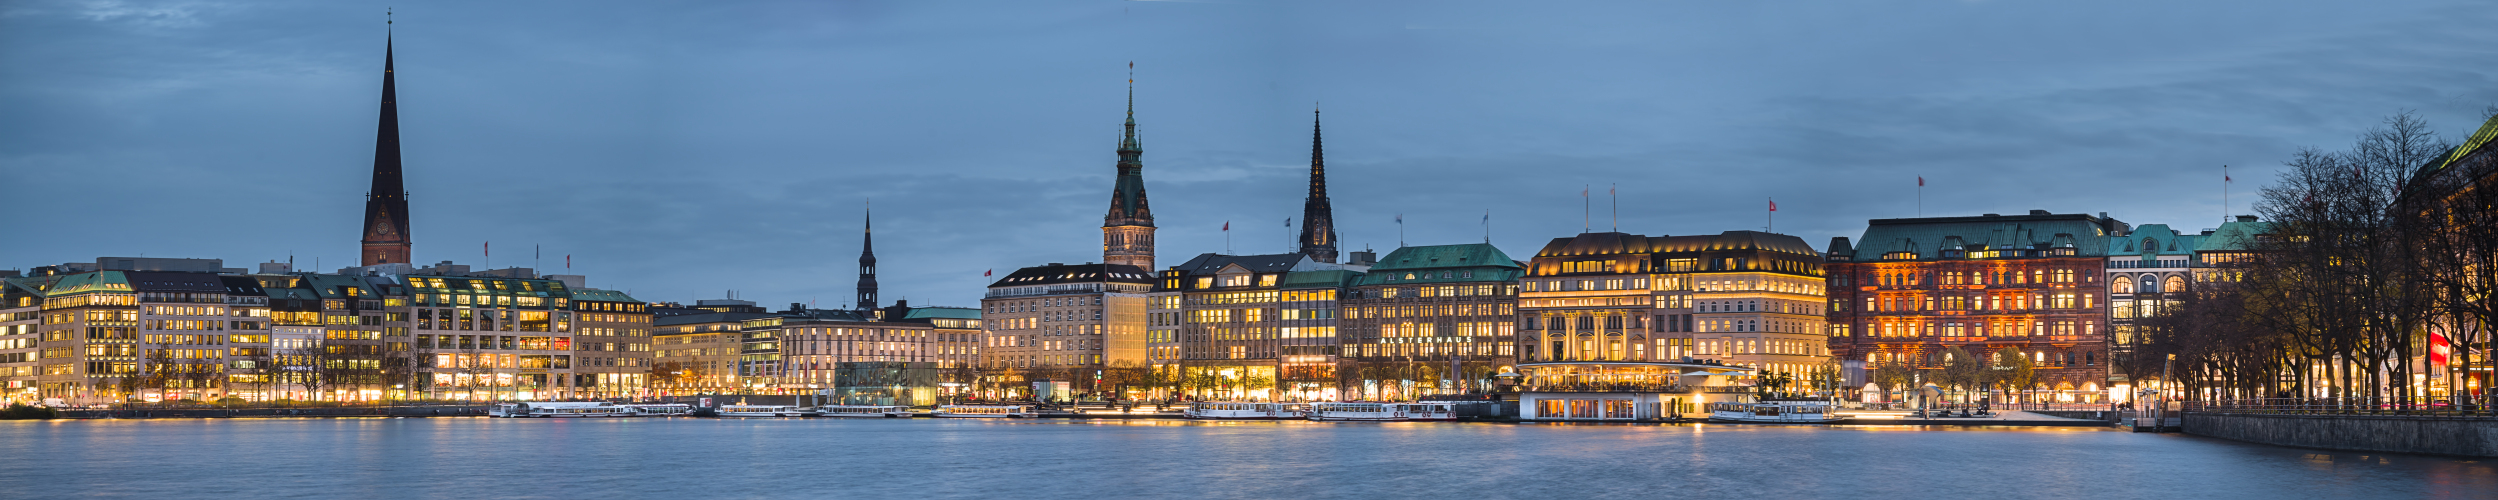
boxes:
[570,288,643,303]
[43,272,130,296]
[2117,224,2199,257]
[1279,269,1361,289]
[902,307,981,320]
[1354,244,1524,286]
[1368,243,1521,272]
[2193,218,2274,253]
[1847,212,2118,260]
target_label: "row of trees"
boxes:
[1868,346,2044,403]
[2129,110,2496,404]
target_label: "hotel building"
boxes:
[1825,210,2123,401]
[1338,243,1520,401]
[653,310,776,395]
[980,263,1155,398]
[1520,231,1830,377]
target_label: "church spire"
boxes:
[1297,106,1339,263]
[1103,63,1157,270]
[858,200,879,311]
[360,21,412,266]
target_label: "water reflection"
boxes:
[0,419,2487,499]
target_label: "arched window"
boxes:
[2164,276,2188,294]
[2139,275,2158,294]
[2110,278,2133,294]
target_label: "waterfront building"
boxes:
[652,310,777,395]
[980,262,1155,399]
[1102,85,1158,270]
[1512,360,1756,421]
[744,309,935,395]
[0,280,46,404]
[1824,210,2124,402]
[1337,243,1520,401]
[1152,253,1347,400]
[406,274,590,401]
[1519,231,1829,384]
[214,276,272,401]
[880,303,983,368]
[568,288,654,398]
[360,33,413,267]
[2101,223,2200,393]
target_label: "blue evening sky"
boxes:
[3,0,2493,307]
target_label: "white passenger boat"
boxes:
[813,405,913,418]
[932,405,1031,418]
[1183,401,1293,420]
[1707,401,1837,424]
[492,401,639,418]
[716,404,813,417]
[1305,402,1457,422]
[624,404,695,416]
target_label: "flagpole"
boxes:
[1583,184,1590,234]
[1610,183,1617,232]
[2223,165,2230,224]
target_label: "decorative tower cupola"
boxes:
[1103,68,1158,269]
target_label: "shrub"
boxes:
[1,404,58,420]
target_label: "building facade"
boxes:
[652,311,776,395]
[980,263,1155,399]
[1825,210,2124,402]
[1338,243,1519,401]
[1520,231,1830,382]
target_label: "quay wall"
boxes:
[2181,412,2498,457]
[65,406,496,419]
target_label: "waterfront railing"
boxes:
[2186,398,2496,418]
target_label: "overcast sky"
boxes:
[4,0,2494,308]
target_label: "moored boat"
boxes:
[932,405,1030,418]
[1183,401,1292,420]
[813,405,913,418]
[624,403,695,416]
[1707,401,1836,424]
[495,401,639,418]
[1305,402,1456,422]
[716,404,813,417]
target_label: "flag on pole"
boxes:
[2431,331,2453,366]
[984,269,992,277]
[1917,176,1924,187]
[1769,198,1778,212]
[1222,221,1230,231]
[1285,217,1292,227]
[566,255,571,269]
[1395,214,1403,224]
[484,241,489,256]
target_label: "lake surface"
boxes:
[1,418,2489,499]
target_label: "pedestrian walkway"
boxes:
[1836,410,2112,427]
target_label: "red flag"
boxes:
[2431,331,2452,366]
[984,269,992,277]
[1769,199,1778,212]
[566,255,571,269]
[484,241,489,257]
[1917,176,1924,187]
[1222,221,1229,231]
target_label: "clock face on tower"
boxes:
[373,211,398,237]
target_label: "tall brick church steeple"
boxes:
[1102,69,1156,269]
[360,27,411,266]
[1298,108,1339,263]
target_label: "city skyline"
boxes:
[6,1,2497,308]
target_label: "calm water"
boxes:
[1,418,2489,499]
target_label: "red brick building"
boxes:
[1824,210,2123,403]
